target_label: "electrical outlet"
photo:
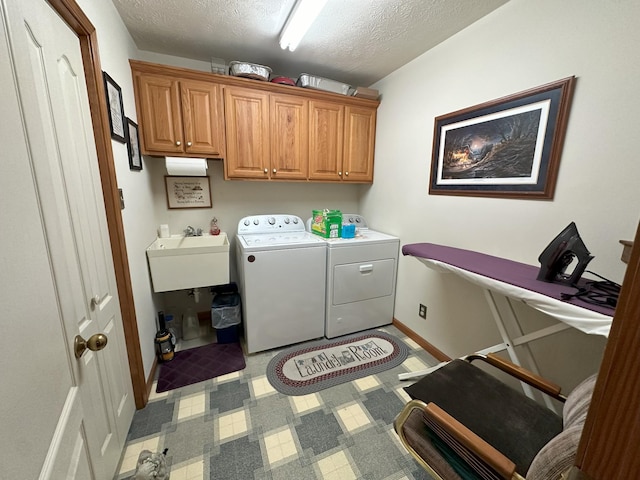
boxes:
[419,303,427,319]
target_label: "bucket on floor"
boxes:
[182,309,200,341]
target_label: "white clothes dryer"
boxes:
[307,215,400,338]
[236,214,326,353]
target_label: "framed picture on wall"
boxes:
[125,118,142,171]
[429,76,576,200]
[103,71,126,143]
[165,176,212,209]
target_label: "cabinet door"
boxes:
[224,86,270,179]
[343,105,376,182]
[270,94,308,180]
[180,79,225,157]
[308,100,344,181]
[136,74,183,154]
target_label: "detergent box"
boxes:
[311,209,342,238]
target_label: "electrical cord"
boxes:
[561,270,621,308]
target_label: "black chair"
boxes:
[394,353,596,480]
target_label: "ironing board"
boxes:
[400,243,614,408]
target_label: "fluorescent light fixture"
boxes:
[279,0,328,52]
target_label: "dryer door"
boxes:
[332,259,395,305]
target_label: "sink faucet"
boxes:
[184,226,203,237]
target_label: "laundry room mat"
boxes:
[156,342,245,393]
[266,330,409,395]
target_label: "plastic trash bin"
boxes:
[212,293,241,343]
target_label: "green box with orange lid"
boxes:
[311,209,342,238]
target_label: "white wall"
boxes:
[367,0,639,390]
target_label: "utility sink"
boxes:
[146,233,230,292]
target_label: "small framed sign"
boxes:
[125,118,142,171]
[165,176,212,209]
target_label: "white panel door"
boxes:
[2,0,135,478]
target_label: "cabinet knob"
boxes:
[272,169,277,174]
[186,141,192,147]
[264,168,268,174]
[338,171,342,176]
[175,141,181,146]
[345,171,349,176]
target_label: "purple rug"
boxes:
[156,342,246,393]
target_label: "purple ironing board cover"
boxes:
[402,243,615,316]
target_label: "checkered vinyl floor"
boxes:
[115,326,437,480]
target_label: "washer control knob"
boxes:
[292,218,298,224]
[268,217,276,225]
[348,217,354,223]
[284,217,290,224]
[244,219,250,226]
[356,217,362,223]
[253,218,259,225]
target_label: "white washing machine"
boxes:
[307,215,400,338]
[236,214,326,354]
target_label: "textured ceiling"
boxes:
[111,0,509,87]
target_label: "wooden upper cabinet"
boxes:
[136,74,183,154]
[308,100,344,181]
[180,80,225,157]
[309,101,375,182]
[343,105,376,182]
[130,60,379,182]
[134,73,224,157]
[270,94,308,180]
[223,86,270,179]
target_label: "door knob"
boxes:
[74,333,108,359]
[272,169,277,173]
[186,141,192,147]
[176,141,181,146]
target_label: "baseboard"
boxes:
[144,357,158,406]
[392,318,452,362]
